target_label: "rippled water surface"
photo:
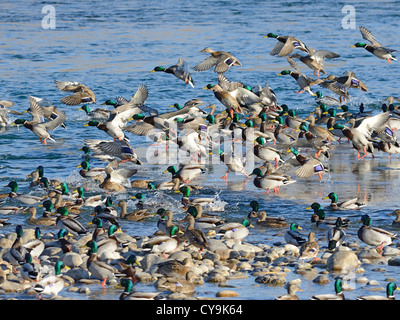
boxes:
[1,0,400,300]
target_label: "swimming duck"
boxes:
[151,58,194,87]
[254,211,288,228]
[55,207,88,237]
[275,281,302,300]
[357,282,398,300]
[118,278,162,300]
[5,181,43,205]
[23,227,45,264]
[323,192,365,211]
[358,214,397,252]
[95,224,132,260]
[84,139,142,164]
[0,205,24,215]
[85,240,118,287]
[77,160,105,178]
[74,187,103,208]
[155,270,196,294]
[284,223,306,246]
[193,47,242,73]
[33,261,68,299]
[163,164,205,183]
[310,278,345,300]
[388,209,400,227]
[251,167,296,194]
[26,165,45,188]
[55,80,96,105]
[264,33,309,57]
[78,104,110,119]
[185,204,225,230]
[12,99,66,146]
[277,57,315,95]
[290,47,339,77]
[183,214,209,250]
[298,231,319,262]
[38,199,56,218]
[117,200,150,221]
[352,26,397,63]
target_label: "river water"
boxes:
[0,0,400,300]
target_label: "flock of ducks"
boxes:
[0,25,399,300]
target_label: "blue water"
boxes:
[1,0,400,300]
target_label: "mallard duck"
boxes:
[203,83,243,118]
[253,137,284,168]
[154,257,193,280]
[183,214,209,250]
[84,118,128,142]
[312,79,350,103]
[310,278,345,300]
[93,161,137,192]
[85,240,118,287]
[55,80,96,105]
[272,116,298,146]
[156,209,181,236]
[5,181,43,205]
[287,147,327,180]
[312,209,350,230]
[24,96,67,128]
[178,186,214,207]
[141,226,184,258]
[329,71,368,92]
[0,205,24,215]
[119,254,141,282]
[77,160,105,178]
[155,270,196,294]
[117,200,150,221]
[185,204,225,230]
[358,214,397,252]
[92,205,120,228]
[389,209,400,227]
[298,231,319,262]
[0,100,22,127]
[57,228,73,253]
[163,164,205,183]
[193,47,242,73]
[290,47,340,77]
[323,192,366,211]
[314,90,340,106]
[74,187,103,208]
[6,225,27,270]
[21,252,41,283]
[277,57,315,95]
[284,223,306,246]
[255,211,288,228]
[339,111,391,159]
[26,165,44,187]
[33,261,67,299]
[23,227,45,264]
[327,217,347,250]
[357,282,398,300]
[264,33,309,57]
[118,278,162,300]
[84,139,142,164]
[151,58,194,87]
[275,282,302,300]
[78,104,110,119]
[303,115,336,143]
[12,98,66,146]
[55,207,88,237]
[95,224,133,260]
[217,148,250,181]
[37,199,56,218]
[214,218,253,240]
[352,26,397,63]
[251,167,296,194]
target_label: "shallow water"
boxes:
[0,0,400,300]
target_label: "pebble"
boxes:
[216,290,239,297]
[313,274,330,284]
[326,246,360,272]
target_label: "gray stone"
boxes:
[327,246,360,272]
